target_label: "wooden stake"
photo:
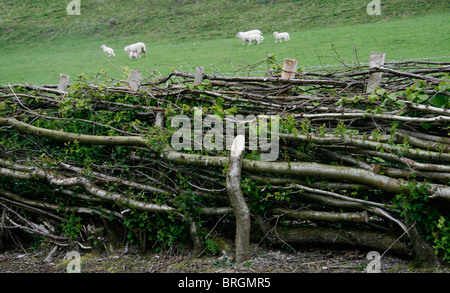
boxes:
[281,58,298,80]
[226,135,250,263]
[194,66,205,86]
[155,112,164,128]
[58,74,70,93]
[129,70,142,92]
[366,52,386,93]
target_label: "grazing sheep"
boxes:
[129,51,138,59]
[124,42,147,58]
[101,44,115,57]
[236,30,263,45]
[236,32,264,46]
[244,34,264,46]
[235,29,262,38]
[273,31,290,43]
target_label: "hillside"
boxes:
[1,0,449,44]
[0,0,449,84]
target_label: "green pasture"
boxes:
[0,6,449,85]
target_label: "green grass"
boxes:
[0,0,449,84]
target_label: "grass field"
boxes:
[0,0,449,85]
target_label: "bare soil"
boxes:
[0,244,448,274]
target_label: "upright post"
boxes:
[58,74,70,93]
[226,135,250,263]
[366,52,386,93]
[155,112,164,128]
[281,58,298,80]
[194,66,205,86]
[129,70,142,92]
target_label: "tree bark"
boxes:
[270,207,369,223]
[268,226,412,256]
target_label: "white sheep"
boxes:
[236,32,264,46]
[244,34,264,46]
[101,44,115,57]
[236,30,263,45]
[273,31,290,43]
[129,51,138,59]
[124,42,147,58]
[235,29,262,38]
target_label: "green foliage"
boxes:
[403,79,450,109]
[431,216,450,263]
[61,214,83,239]
[241,177,272,214]
[266,190,291,203]
[0,83,199,252]
[145,126,169,152]
[317,123,328,137]
[431,79,450,108]
[405,81,429,103]
[299,118,311,136]
[0,101,6,112]
[394,181,431,222]
[123,210,189,251]
[279,114,297,135]
[340,81,450,117]
[393,181,450,263]
[205,238,221,256]
[333,120,359,139]
[64,140,105,165]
